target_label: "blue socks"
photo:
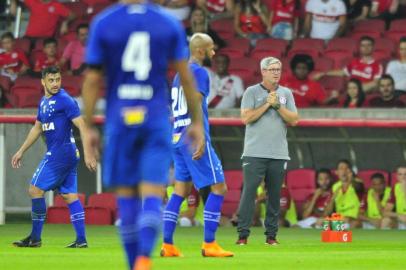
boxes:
[138,196,162,257]
[117,197,141,269]
[204,193,224,243]
[68,200,86,243]
[30,198,46,241]
[163,193,184,244]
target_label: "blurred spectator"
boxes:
[343,0,371,23]
[196,0,234,21]
[382,165,406,229]
[340,78,366,108]
[324,159,363,228]
[234,0,269,45]
[304,0,347,40]
[268,0,300,40]
[280,54,332,108]
[297,169,333,228]
[369,0,400,24]
[368,74,405,107]
[166,183,203,227]
[161,0,192,21]
[315,36,383,93]
[0,32,29,82]
[60,24,89,76]
[185,7,226,50]
[359,173,391,229]
[386,37,406,94]
[254,182,297,227]
[32,38,59,75]
[11,0,75,46]
[208,54,244,109]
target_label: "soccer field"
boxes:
[0,225,405,270]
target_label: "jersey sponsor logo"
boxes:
[279,96,287,105]
[42,122,55,131]
[49,100,56,105]
[122,106,146,125]
[118,84,153,100]
[173,118,191,129]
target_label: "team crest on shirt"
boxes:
[279,96,287,105]
[11,52,17,59]
[48,6,55,13]
[49,100,56,105]
[300,85,309,92]
[365,67,372,74]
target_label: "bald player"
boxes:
[161,33,234,258]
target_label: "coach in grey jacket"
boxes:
[236,57,299,245]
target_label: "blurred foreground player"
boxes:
[12,66,96,248]
[82,1,204,269]
[161,33,233,258]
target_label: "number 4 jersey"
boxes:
[172,62,211,148]
[85,3,188,134]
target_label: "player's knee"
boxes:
[28,185,44,198]
[211,183,227,195]
[174,182,192,198]
[61,193,78,204]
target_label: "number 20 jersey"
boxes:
[85,3,188,134]
[172,62,211,147]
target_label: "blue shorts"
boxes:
[103,124,172,188]
[173,141,224,189]
[31,156,79,194]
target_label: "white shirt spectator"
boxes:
[208,70,244,109]
[386,60,406,92]
[306,0,347,40]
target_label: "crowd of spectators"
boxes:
[0,0,406,108]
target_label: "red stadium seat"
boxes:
[287,48,321,59]
[221,202,239,218]
[357,170,390,188]
[251,49,284,60]
[291,38,325,52]
[210,19,235,40]
[62,75,83,97]
[252,38,288,56]
[350,31,382,40]
[228,57,258,82]
[14,38,31,54]
[286,169,316,209]
[389,19,406,32]
[0,76,12,93]
[313,57,334,72]
[47,207,70,224]
[47,194,86,224]
[219,38,250,58]
[373,49,392,62]
[224,170,243,190]
[384,31,406,44]
[353,19,386,33]
[325,38,357,55]
[8,77,43,107]
[319,76,347,93]
[374,38,396,55]
[324,50,353,69]
[224,190,241,203]
[364,93,381,107]
[391,171,397,186]
[54,193,86,207]
[85,193,117,224]
[63,1,89,18]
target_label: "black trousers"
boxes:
[237,157,287,239]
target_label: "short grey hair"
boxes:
[260,57,282,70]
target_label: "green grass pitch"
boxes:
[1,225,405,270]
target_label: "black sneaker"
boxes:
[265,237,279,246]
[13,236,42,248]
[66,241,88,248]
[236,237,248,245]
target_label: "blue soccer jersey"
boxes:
[85,3,189,187]
[32,89,81,193]
[172,62,211,147]
[86,3,188,134]
[171,62,224,189]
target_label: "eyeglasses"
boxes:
[264,68,282,74]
